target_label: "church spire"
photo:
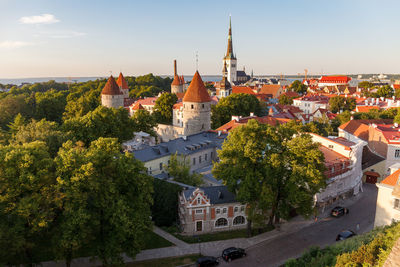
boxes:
[225,16,235,60]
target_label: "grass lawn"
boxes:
[162,225,274,243]
[141,229,174,250]
[126,254,201,267]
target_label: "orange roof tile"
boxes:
[172,75,182,86]
[381,169,400,186]
[259,84,282,98]
[131,102,144,110]
[183,71,211,103]
[116,72,129,89]
[102,76,123,95]
[175,92,186,99]
[355,106,380,113]
[215,115,288,133]
[319,76,351,83]
[232,86,257,95]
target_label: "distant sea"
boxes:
[0,75,306,86]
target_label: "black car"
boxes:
[196,256,219,267]
[336,230,356,241]
[222,247,246,262]
[331,206,349,217]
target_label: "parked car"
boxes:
[331,206,349,217]
[196,256,219,267]
[222,247,246,262]
[336,230,356,241]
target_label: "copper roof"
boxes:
[116,72,129,89]
[102,76,123,95]
[183,71,211,103]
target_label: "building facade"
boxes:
[171,60,185,94]
[101,75,124,108]
[179,186,247,234]
[223,17,237,84]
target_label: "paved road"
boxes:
[219,183,378,267]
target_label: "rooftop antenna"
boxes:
[195,51,199,71]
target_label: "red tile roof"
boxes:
[355,106,380,113]
[375,124,400,144]
[116,72,129,89]
[394,84,400,90]
[173,102,183,110]
[232,86,257,95]
[172,75,182,86]
[381,169,400,186]
[175,92,186,99]
[339,119,394,141]
[279,91,299,98]
[183,71,211,103]
[102,76,123,95]
[131,102,145,110]
[319,75,351,84]
[215,115,290,133]
[259,84,282,98]
[135,97,158,106]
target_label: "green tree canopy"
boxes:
[289,80,307,94]
[153,92,178,124]
[211,93,262,129]
[213,120,326,235]
[54,138,153,266]
[329,96,356,114]
[34,89,68,123]
[375,85,394,98]
[358,81,374,89]
[63,106,135,145]
[167,153,203,186]
[279,94,294,105]
[131,109,157,136]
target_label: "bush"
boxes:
[152,179,182,227]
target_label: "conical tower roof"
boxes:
[183,71,211,103]
[116,72,129,89]
[102,75,123,95]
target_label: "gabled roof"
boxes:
[102,75,123,95]
[319,75,351,83]
[134,97,158,106]
[355,106,380,113]
[279,91,299,98]
[338,119,393,141]
[116,72,129,89]
[232,86,257,95]
[362,146,385,170]
[184,186,237,204]
[215,115,289,133]
[381,169,400,187]
[259,84,282,98]
[172,75,182,86]
[131,102,144,110]
[183,71,211,103]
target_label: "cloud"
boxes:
[19,14,60,24]
[0,41,33,49]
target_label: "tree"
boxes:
[54,138,153,266]
[63,106,135,145]
[279,94,294,105]
[152,179,182,227]
[167,153,203,186]
[0,141,57,265]
[131,109,157,136]
[7,113,26,134]
[153,92,178,124]
[11,119,65,157]
[289,80,307,94]
[375,85,394,98]
[211,93,262,129]
[0,94,32,130]
[329,96,356,114]
[358,81,373,89]
[34,89,67,123]
[213,120,326,235]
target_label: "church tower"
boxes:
[171,60,184,94]
[223,16,237,84]
[216,61,232,98]
[116,72,129,98]
[101,75,124,108]
[182,71,211,136]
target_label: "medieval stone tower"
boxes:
[101,75,124,108]
[223,16,237,84]
[182,71,211,136]
[116,72,129,98]
[216,61,232,98]
[171,60,184,94]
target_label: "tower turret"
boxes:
[216,61,231,98]
[101,75,124,108]
[171,60,184,94]
[182,71,211,135]
[116,72,129,98]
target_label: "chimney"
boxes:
[250,112,255,117]
[174,60,177,76]
[395,123,399,128]
[232,116,240,122]
[218,131,221,136]
[350,116,354,120]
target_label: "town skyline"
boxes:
[1,0,400,78]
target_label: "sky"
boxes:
[1,0,400,78]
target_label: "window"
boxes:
[395,149,400,158]
[211,152,214,159]
[216,208,220,214]
[240,206,245,212]
[197,198,201,205]
[199,156,202,163]
[233,216,245,225]
[215,218,228,227]
[159,163,163,170]
[202,104,204,108]
[195,209,203,214]
[193,158,196,165]
[395,199,400,210]
[234,207,239,212]
[148,167,152,175]
[205,153,208,161]
[191,104,194,109]
[222,208,227,214]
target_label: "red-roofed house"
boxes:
[131,97,158,114]
[375,163,400,227]
[292,94,330,114]
[215,115,290,133]
[310,133,366,208]
[354,105,380,113]
[318,75,351,87]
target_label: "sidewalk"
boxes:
[42,190,365,266]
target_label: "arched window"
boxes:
[215,218,228,227]
[233,216,245,225]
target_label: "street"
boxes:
[219,183,378,267]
